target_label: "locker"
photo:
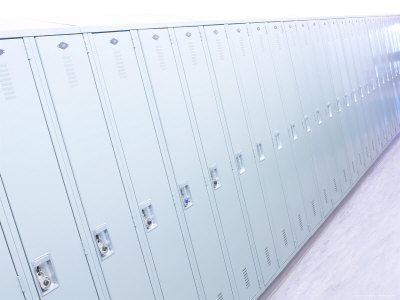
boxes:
[136,28,241,300]
[323,19,359,185]
[284,21,336,215]
[224,23,296,267]
[171,25,266,299]
[0,38,98,300]
[0,222,26,300]
[89,30,230,300]
[309,21,351,197]
[203,24,280,287]
[34,34,160,300]
[265,21,321,234]
[247,22,312,247]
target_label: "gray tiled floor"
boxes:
[260,135,400,300]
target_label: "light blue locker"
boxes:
[310,21,351,195]
[171,25,264,299]
[0,222,26,300]
[90,30,231,300]
[35,34,157,300]
[333,20,367,176]
[0,38,98,300]
[284,21,336,214]
[323,19,359,185]
[203,24,279,287]
[265,21,321,234]
[248,22,312,247]
[137,28,242,300]
[224,23,296,267]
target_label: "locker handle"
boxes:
[290,123,298,140]
[327,103,333,118]
[352,90,357,103]
[336,98,342,112]
[235,153,246,174]
[256,142,266,161]
[274,132,283,150]
[304,116,311,132]
[209,166,222,189]
[316,110,322,125]
[359,86,364,98]
[345,95,350,107]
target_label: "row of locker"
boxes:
[0,15,399,300]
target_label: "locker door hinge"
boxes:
[17,275,26,294]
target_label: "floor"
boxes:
[259,134,400,300]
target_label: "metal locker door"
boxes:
[0,223,26,300]
[306,21,349,200]
[323,19,359,187]
[0,38,98,300]
[172,26,265,298]
[265,21,321,234]
[90,30,221,300]
[331,20,365,178]
[284,21,335,215]
[223,24,296,267]
[34,34,155,300]
[203,24,280,287]
[248,23,313,247]
[137,28,238,300]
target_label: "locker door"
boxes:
[35,34,155,300]
[265,21,321,234]
[203,24,279,287]
[323,19,358,187]
[137,28,238,300]
[332,20,365,178]
[0,223,25,300]
[223,24,295,267]
[284,21,335,215]
[90,30,219,300]
[307,21,349,199]
[0,38,98,300]
[172,26,262,298]
[248,23,312,247]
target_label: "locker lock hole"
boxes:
[93,224,114,260]
[141,202,158,231]
[209,167,222,189]
[32,253,59,296]
[179,183,193,208]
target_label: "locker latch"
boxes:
[235,153,246,174]
[304,116,311,132]
[32,254,59,296]
[140,201,158,231]
[316,110,322,125]
[209,167,222,189]
[179,183,193,208]
[327,103,333,118]
[93,224,114,260]
[274,131,283,150]
[336,98,342,112]
[345,95,350,107]
[256,142,266,161]
[359,86,364,98]
[290,122,298,139]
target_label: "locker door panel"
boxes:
[0,38,98,300]
[284,22,334,215]
[138,28,237,300]
[225,24,295,266]
[248,23,311,247]
[92,30,214,300]
[173,26,263,298]
[265,22,321,234]
[0,226,25,300]
[204,24,278,288]
[35,34,155,300]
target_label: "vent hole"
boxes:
[282,229,288,246]
[265,247,271,266]
[323,189,328,203]
[333,178,338,193]
[312,200,317,216]
[242,268,250,288]
[343,169,348,183]
[217,292,223,300]
[298,214,304,231]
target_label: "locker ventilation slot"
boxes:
[312,200,317,216]
[188,41,198,66]
[217,292,224,300]
[242,268,250,288]
[298,214,304,231]
[323,189,328,203]
[265,247,272,266]
[343,169,348,183]
[0,64,16,100]
[352,161,356,173]
[62,56,79,88]
[333,178,338,193]
[282,229,288,246]
[113,51,128,79]
[155,46,167,71]
[216,38,225,61]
